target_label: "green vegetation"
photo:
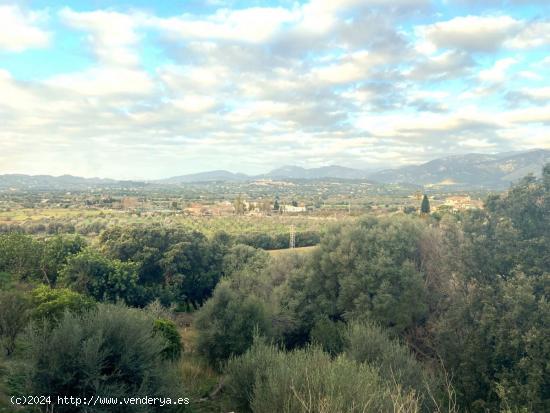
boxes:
[421,194,430,214]
[0,165,548,412]
[13,304,182,413]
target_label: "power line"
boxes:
[289,224,296,249]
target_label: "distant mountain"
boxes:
[158,165,371,183]
[0,174,143,190]
[368,149,550,188]
[157,170,249,184]
[261,165,369,180]
[2,149,548,190]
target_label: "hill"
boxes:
[368,149,550,189]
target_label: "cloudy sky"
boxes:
[0,0,549,179]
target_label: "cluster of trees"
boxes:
[193,165,549,412]
[0,165,548,412]
[1,227,238,309]
[233,230,320,250]
[0,220,108,236]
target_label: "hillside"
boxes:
[368,149,550,188]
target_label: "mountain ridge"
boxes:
[1,149,548,189]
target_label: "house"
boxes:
[443,195,483,211]
[281,204,307,213]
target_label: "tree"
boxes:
[283,216,428,338]
[430,165,550,412]
[29,285,95,322]
[39,234,86,286]
[234,194,246,215]
[59,249,140,305]
[222,244,270,277]
[421,195,430,214]
[434,273,550,412]
[159,238,220,307]
[98,225,222,306]
[0,233,41,281]
[195,283,272,367]
[273,199,280,212]
[0,290,30,355]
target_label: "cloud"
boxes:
[0,5,50,52]
[415,15,522,53]
[478,57,518,83]
[505,20,550,49]
[407,50,474,80]
[0,2,548,178]
[59,8,140,66]
[45,67,154,97]
[415,15,550,54]
[146,7,296,44]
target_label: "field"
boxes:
[267,245,318,256]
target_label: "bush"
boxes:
[14,304,182,412]
[195,283,272,367]
[153,319,183,360]
[225,341,421,413]
[285,216,428,337]
[310,317,345,356]
[0,290,30,356]
[59,249,141,305]
[344,321,444,411]
[28,285,96,322]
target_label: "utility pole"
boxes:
[289,224,296,249]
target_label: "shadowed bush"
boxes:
[224,341,421,413]
[13,304,183,412]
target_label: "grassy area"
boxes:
[177,317,225,412]
[267,245,318,256]
[0,208,108,223]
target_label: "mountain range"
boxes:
[1,149,548,190]
[0,174,145,190]
[158,149,549,188]
[369,149,550,188]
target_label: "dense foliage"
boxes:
[12,304,182,412]
[0,165,547,412]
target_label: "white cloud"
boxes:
[45,67,154,97]
[312,51,381,84]
[505,20,550,49]
[59,8,140,66]
[478,58,517,83]
[415,15,522,53]
[518,71,544,81]
[0,5,50,52]
[171,96,217,112]
[147,7,296,43]
[415,15,550,54]
[0,3,548,178]
[520,87,550,101]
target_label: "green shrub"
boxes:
[0,290,30,356]
[225,341,421,413]
[29,285,96,322]
[153,319,183,360]
[14,304,182,412]
[343,321,444,411]
[195,283,272,367]
[309,317,345,356]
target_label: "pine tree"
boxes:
[420,195,430,214]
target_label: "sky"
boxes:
[0,0,549,179]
